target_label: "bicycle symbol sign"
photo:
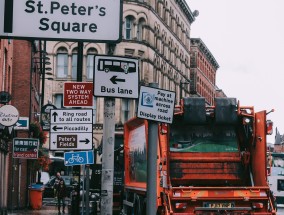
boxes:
[64,151,94,166]
[67,154,84,164]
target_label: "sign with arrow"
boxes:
[93,55,139,98]
[49,109,93,151]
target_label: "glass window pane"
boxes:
[87,55,94,79]
[55,94,63,108]
[57,54,68,78]
[72,54,77,79]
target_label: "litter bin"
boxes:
[29,183,44,209]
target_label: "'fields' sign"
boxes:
[0,0,122,42]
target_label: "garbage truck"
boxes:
[123,97,277,215]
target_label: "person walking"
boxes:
[55,178,67,214]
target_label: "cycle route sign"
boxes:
[64,150,94,166]
[49,109,93,151]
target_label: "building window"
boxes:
[93,96,97,124]
[54,94,63,108]
[56,48,68,78]
[71,50,77,79]
[125,16,134,39]
[121,99,130,123]
[86,48,97,80]
[137,18,146,41]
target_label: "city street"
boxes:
[7,198,69,215]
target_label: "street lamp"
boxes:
[179,80,190,103]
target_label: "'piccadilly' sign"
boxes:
[0,0,122,42]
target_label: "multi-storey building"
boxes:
[0,38,44,212]
[190,38,221,105]
[0,38,13,213]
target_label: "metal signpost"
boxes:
[137,84,176,215]
[63,82,93,107]
[0,0,122,42]
[64,151,94,166]
[49,109,93,151]
[94,52,139,215]
[94,55,139,99]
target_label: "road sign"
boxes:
[0,104,19,126]
[50,109,93,151]
[0,0,122,42]
[64,151,94,166]
[14,117,29,130]
[13,138,39,159]
[94,55,139,98]
[64,82,93,107]
[137,86,176,124]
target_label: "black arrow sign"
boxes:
[52,126,63,131]
[79,138,90,144]
[52,112,58,122]
[110,76,125,84]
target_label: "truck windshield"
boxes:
[170,125,239,152]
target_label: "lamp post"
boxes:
[179,81,190,103]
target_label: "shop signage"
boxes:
[13,138,39,159]
[0,104,19,126]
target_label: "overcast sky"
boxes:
[186,0,284,143]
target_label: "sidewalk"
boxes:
[7,205,68,215]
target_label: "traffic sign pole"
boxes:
[100,44,116,215]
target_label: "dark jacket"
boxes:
[55,181,67,198]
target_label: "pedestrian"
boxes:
[53,172,62,196]
[55,178,67,214]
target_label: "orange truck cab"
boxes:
[123,97,276,215]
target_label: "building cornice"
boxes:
[191,38,219,69]
[176,0,196,24]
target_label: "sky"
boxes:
[186,0,284,143]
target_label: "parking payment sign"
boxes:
[64,151,94,166]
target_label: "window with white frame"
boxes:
[71,49,77,79]
[86,48,97,80]
[56,48,68,78]
[125,16,134,39]
[54,94,63,108]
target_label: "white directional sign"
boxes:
[0,0,122,42]
[94,55,139,98]
[137,86,176,124]
[50,109,93,151]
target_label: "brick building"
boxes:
[0,38,13,213]
[0,39,43,212]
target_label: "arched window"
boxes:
[56,47,68,78]
[137,18,146,41]
[125,16,134,39]
[86,48,97,80]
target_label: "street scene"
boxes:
[0,0,284,215]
